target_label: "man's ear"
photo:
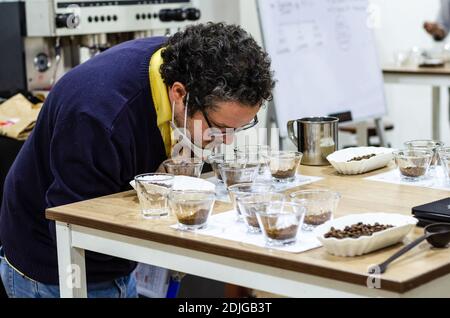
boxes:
[169,82,187,107]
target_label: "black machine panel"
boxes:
[0,2,27,98]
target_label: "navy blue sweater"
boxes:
[0,37,168,284]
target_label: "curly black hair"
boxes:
[160,22,275,116]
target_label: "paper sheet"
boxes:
[365,167,450,191]
[171,211,322,254]
[135,263,170,298]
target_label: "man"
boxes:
[424,0,450,41]
[0,22,275,298]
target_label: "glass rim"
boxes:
[134,173,175,181]
[438,146,450,153]
[393,149,434,157]
[236,192,285,203]
[227,182,274,192]
[207,153,225,160]
[268,150,303,156]
[163,158,204,166]
[404,139,444,147]
[256,201,305,216]
[235,144,271,152]
[290,189,341,199]
[218,162,260,169]
[169,190,216,198]
[207,154,238,163]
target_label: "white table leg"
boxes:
[432,86,441,141]
[374,117,387,147]
[55,222,87,298]
[355,122,369,146]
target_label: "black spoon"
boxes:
[372,223,450,274]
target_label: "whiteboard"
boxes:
[257,0,386,136]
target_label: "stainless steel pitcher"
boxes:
[287,117,339,166]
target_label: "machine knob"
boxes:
[171,8,187,22]
[34,53,51,73]
[55,13,80,29]
[159,9,173,22]
[185,8,201,21]
[159,8,187,22]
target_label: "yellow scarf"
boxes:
[149,48,172,157]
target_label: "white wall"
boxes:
[371,0,439,63]
[199,0,450,148]
[371,0,450,148]
[198,0,240,25]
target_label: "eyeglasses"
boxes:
[201,108,259,138]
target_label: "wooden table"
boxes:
[46,165,450,298]
[383,64,450,141]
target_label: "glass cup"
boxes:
[207,153,225,182]
[228,183,274,220]
[438,147,450,184]
[207,153,239,182]
[235,145,271,156]
[235,145,271,181]
[237,192,285,233]
[219,161,260,188]
[290,189,341,231]
[169,190,216,231]
[394,149,433,181]
[393,50,410,67]
[409,46,425,66]
[404,140,444,167]
[163,158,204,178]
[255,201,306,247]
[134,173,174,219]
[267,151,303,183]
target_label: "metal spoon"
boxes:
[374,223,450,274]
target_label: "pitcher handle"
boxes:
[287,120,298,147]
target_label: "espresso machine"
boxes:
[0,0,201,97]
[0,0,201,223]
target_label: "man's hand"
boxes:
[424,22,447,41]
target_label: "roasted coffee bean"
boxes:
[324,222,394,239]
[347,154,377,162]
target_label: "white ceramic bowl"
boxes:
[327,147,394,175]
[130,175,216,192]
[314,213,417,257]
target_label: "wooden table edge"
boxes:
[46,207,446,295]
